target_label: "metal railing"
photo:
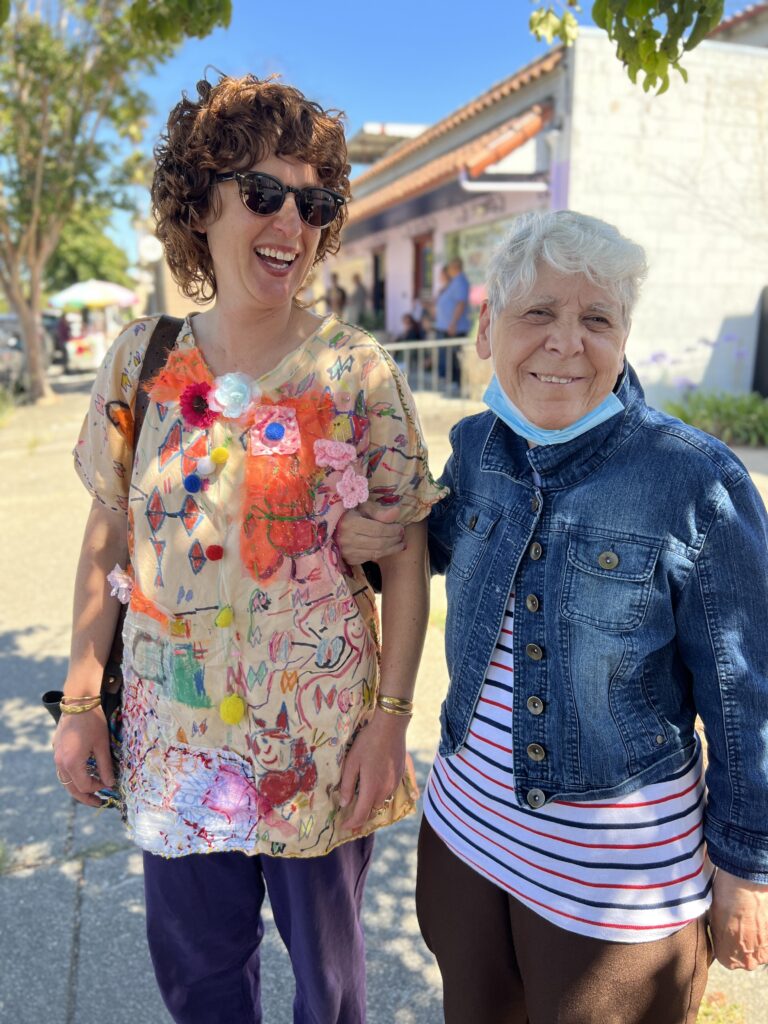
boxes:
[380,336,470,394]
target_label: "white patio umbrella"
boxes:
[49,278,139,310]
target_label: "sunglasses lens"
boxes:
[298,189,340,228]
[243,178,284,216]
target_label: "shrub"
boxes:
[665,392,768,447]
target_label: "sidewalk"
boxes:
[0,382,765,1022]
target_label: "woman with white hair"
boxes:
[337,210,768,1023]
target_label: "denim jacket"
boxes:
[428,365,768,882]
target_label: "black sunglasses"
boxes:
[215,171,346,228]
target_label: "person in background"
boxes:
[395,313,424,343]
[435,259,470,389]
[53,73,444,1024]
[347,272,368,323]
[56,312,71,371]
[326,271,347,318]
[337,210,768,1023]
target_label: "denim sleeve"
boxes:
[427,425,459,576]
[675,474,768,882]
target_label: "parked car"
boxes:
[0,314,56,389]
[0,324,26,392]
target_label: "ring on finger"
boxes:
[56,769,74,786]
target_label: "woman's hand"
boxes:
[709,868,768,970]
[335,501,405,565]
[53,708,115,808]
[338,712,409,831]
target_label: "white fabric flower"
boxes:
[208,372,261,420]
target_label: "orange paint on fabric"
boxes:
[241,392,336,580]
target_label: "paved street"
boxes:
[1,378,766,1023]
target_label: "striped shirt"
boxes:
[423,591,714,942]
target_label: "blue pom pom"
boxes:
[264,422,286,441]
[183,473,202,493]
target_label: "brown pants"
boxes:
[416,817,710,1024]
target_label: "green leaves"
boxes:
[666,391,768,447]
[530,4,582,45]
[530,1,727,92]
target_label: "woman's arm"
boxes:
[339,518,429,830]
[53,498,128,806]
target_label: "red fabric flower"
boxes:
[180,381,219,429]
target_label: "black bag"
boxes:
[42,316,183,786]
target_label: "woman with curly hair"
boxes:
[52,74,444,1023]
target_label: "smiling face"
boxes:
[202,153,323,316]
[477,263,629,430]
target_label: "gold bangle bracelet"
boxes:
[59,699,102,715]
[377,694,414,711]
[60,695,102,705]
[376,700,413,718]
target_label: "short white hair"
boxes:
[486,211,648,325]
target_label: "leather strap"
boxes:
[133,315,184,443]
[102,314,184,696]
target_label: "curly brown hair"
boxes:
[152,74,351,303]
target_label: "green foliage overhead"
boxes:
[530,0,726,93]
[666,391,768,447]
[45,204,132,293]
[0,0,230,399]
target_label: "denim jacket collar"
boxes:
[480,363,649,491]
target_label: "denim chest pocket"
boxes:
[560,535,659,631]
[450,504,501,581]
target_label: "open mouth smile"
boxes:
[254,246,299,272]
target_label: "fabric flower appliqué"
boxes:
[179,381,220,429]
[209,372,261,420]
[313,439,357,472]
[250,406,301,456]
[336,466,369,509]
[107,564,133,604]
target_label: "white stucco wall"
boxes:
[567,30,768,405]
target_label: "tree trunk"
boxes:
[18,301,54,402]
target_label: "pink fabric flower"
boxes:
[107,564,133,604]
[336,466,369,509]
[313,439,357,472]
[180,381,219,429]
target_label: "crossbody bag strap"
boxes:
[133,314,184,444]
[101,315,184,698]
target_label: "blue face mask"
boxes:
[482,374,624,446]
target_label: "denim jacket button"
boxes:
[598,550,619,570]
[526,695,544,715]
[529,542,543,560]
[525,642,544,661]
[531,495,541,513]
[525,594,540,612]
[526,743,546,762]
[526,788,546,808]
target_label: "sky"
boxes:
[116,0,749,260]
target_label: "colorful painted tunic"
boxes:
[74,314,446,858]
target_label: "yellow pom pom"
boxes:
[211,446,230,465]
[214,605,234,628]
[219,694,246,725]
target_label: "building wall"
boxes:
[568,30,768,405]
[334,186,549,335]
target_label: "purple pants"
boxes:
[143,836,374,1024]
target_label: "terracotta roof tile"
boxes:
[351,49,563,190]
[348,103,553,225]
[711,2,768,34]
